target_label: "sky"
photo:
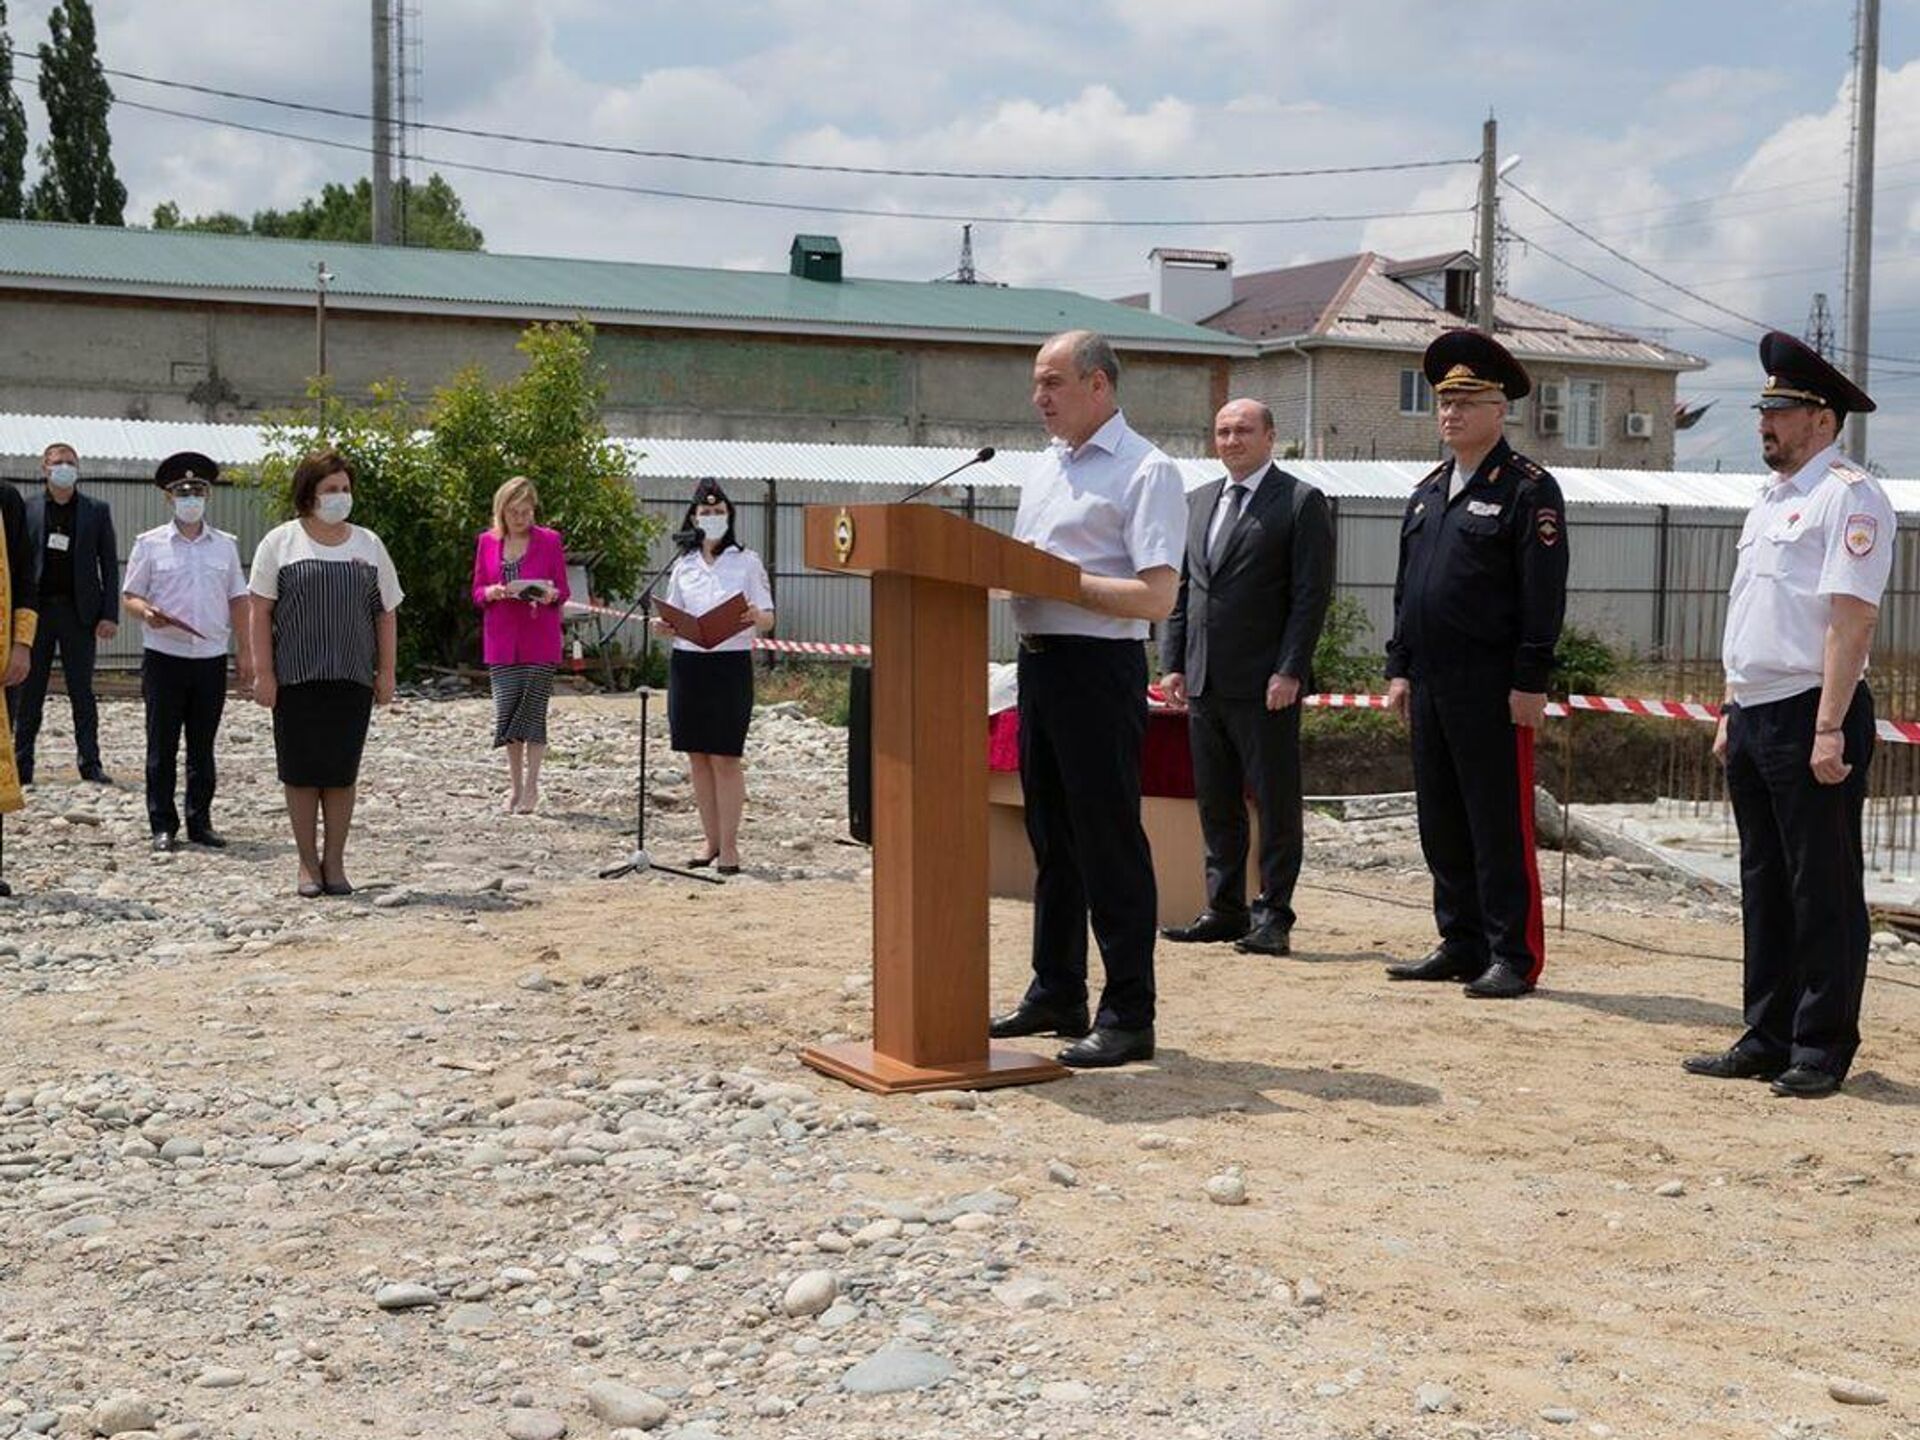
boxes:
[6,0,1920,472]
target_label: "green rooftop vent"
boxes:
[789,234,843,283]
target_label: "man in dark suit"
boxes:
[1159,399,1334,956]
[13,442,119,784]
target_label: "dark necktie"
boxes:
[1210,483,1247,565]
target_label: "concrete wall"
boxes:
[1232,345,1683,468]
[0,290,1227,457]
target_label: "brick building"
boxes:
[1125,248,1703,467]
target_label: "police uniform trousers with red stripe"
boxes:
[1409,681,1545,981]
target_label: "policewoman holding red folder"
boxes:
[651,480,774,874]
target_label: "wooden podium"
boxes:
[799,503,1080,1094]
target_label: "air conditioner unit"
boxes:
[1624,411,1654,439]
[1536,381,1565,410]
[1537,409,1564,437]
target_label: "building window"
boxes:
[1399,369,1432,415]
[1566,378,1604,449]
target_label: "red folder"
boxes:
[654,592,752,649]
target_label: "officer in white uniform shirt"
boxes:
[987,329,1187,1069]
[1685,332,1894,1099]
[119,452,253,852]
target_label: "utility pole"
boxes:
[371,0,397,245]
[1476,114,1497,332]
[315,261,334,377]
[1843,0,1878,462]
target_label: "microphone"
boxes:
[671,526,702,551]
[897,446,996,505]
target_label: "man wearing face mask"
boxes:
[15,442,119,785]
[120,453,252,852]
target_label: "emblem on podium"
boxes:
[832,507,856,565]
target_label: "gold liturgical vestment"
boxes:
[0,495,38,814]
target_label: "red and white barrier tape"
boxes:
[567,604,1920,745]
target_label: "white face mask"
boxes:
[695,514,729,542]
[172,497,206,526]
[47,463,78,492]
[314,492,353,524]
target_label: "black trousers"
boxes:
[1187,693,1304,928]
[1017,638,1157,1030]
[142,650,228,837]
[1409,682,1544,980]
[12,596,101,774]
[1724,682,1873,1078]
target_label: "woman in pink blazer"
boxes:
[471,476,570,813]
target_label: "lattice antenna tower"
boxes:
[935,224,1001,285]
[1805,292,1835,357]
[393,1,423,244]
[1493,196,1511,295]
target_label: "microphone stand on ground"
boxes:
[597,530,724,885]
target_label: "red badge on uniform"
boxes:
[1845,513,1878,557]
[1535,508,1561,547]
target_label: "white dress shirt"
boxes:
[1207,465,1266,552]
[1011,410,1187,640]
[1723,442,1897,706]
[661,545,773,654]
[121,521,249,661]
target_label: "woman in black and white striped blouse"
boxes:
[249,450,404,899]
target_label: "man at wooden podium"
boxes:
[988,330,1187,1067]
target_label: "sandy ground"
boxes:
[0,695,1915,1438]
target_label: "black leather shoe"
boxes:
[1385,947,1484,982]
[998,998,1090,1044]
[1234,921,1291,956]
[1770,1064,1841,1098]
[1160,911,1249,943]
[1463,959,1534,998]
[186,828,227,849]
[78,766,111,785]
[988,1001,1090,1040]
[1056,1026,1155,1068]
[150,832,178,854]
[1682,1047,1785,1081]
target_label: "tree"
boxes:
[153,173,484,250]
[28,0,124,224]
[0,3,28,219]
[247,322,650,674]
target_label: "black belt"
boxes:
[1017,634,1137,654]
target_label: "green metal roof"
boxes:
[0,219,1250,355]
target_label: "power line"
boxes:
[109,95,1473,231]
[5,47,1473,185]
[1506,228,1757,345]
[1505,177,1920,369]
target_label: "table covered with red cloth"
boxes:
[987,701,1194,799]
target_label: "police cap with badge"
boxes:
[1423,328,1533,400]
[1754,330,1875,419]
[154,451,220,493]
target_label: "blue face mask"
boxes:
[47,463,78,492]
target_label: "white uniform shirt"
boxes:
[1011,410,1187,640]
[121,521,250,661]
[1723,443,1896,706]
[661,545,773,654]
[1206,465,1267,552]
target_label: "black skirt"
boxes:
[668,649,754,756]
[272,679,375,787]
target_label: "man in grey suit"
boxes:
[14,442,119,784]
[1160,399,1334,955]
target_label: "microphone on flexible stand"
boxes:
[671,526,702,551]
[896,446,996,505]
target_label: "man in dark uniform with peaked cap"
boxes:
[1382,329,1568,999]
[1684,332,1892,1098]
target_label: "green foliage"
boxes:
[1312,594,1381,693]
[152,174,484,250]
[27,0,123,224]
[0,3,27,219]
[243,321,652,675]
[1550,625,1624,697]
